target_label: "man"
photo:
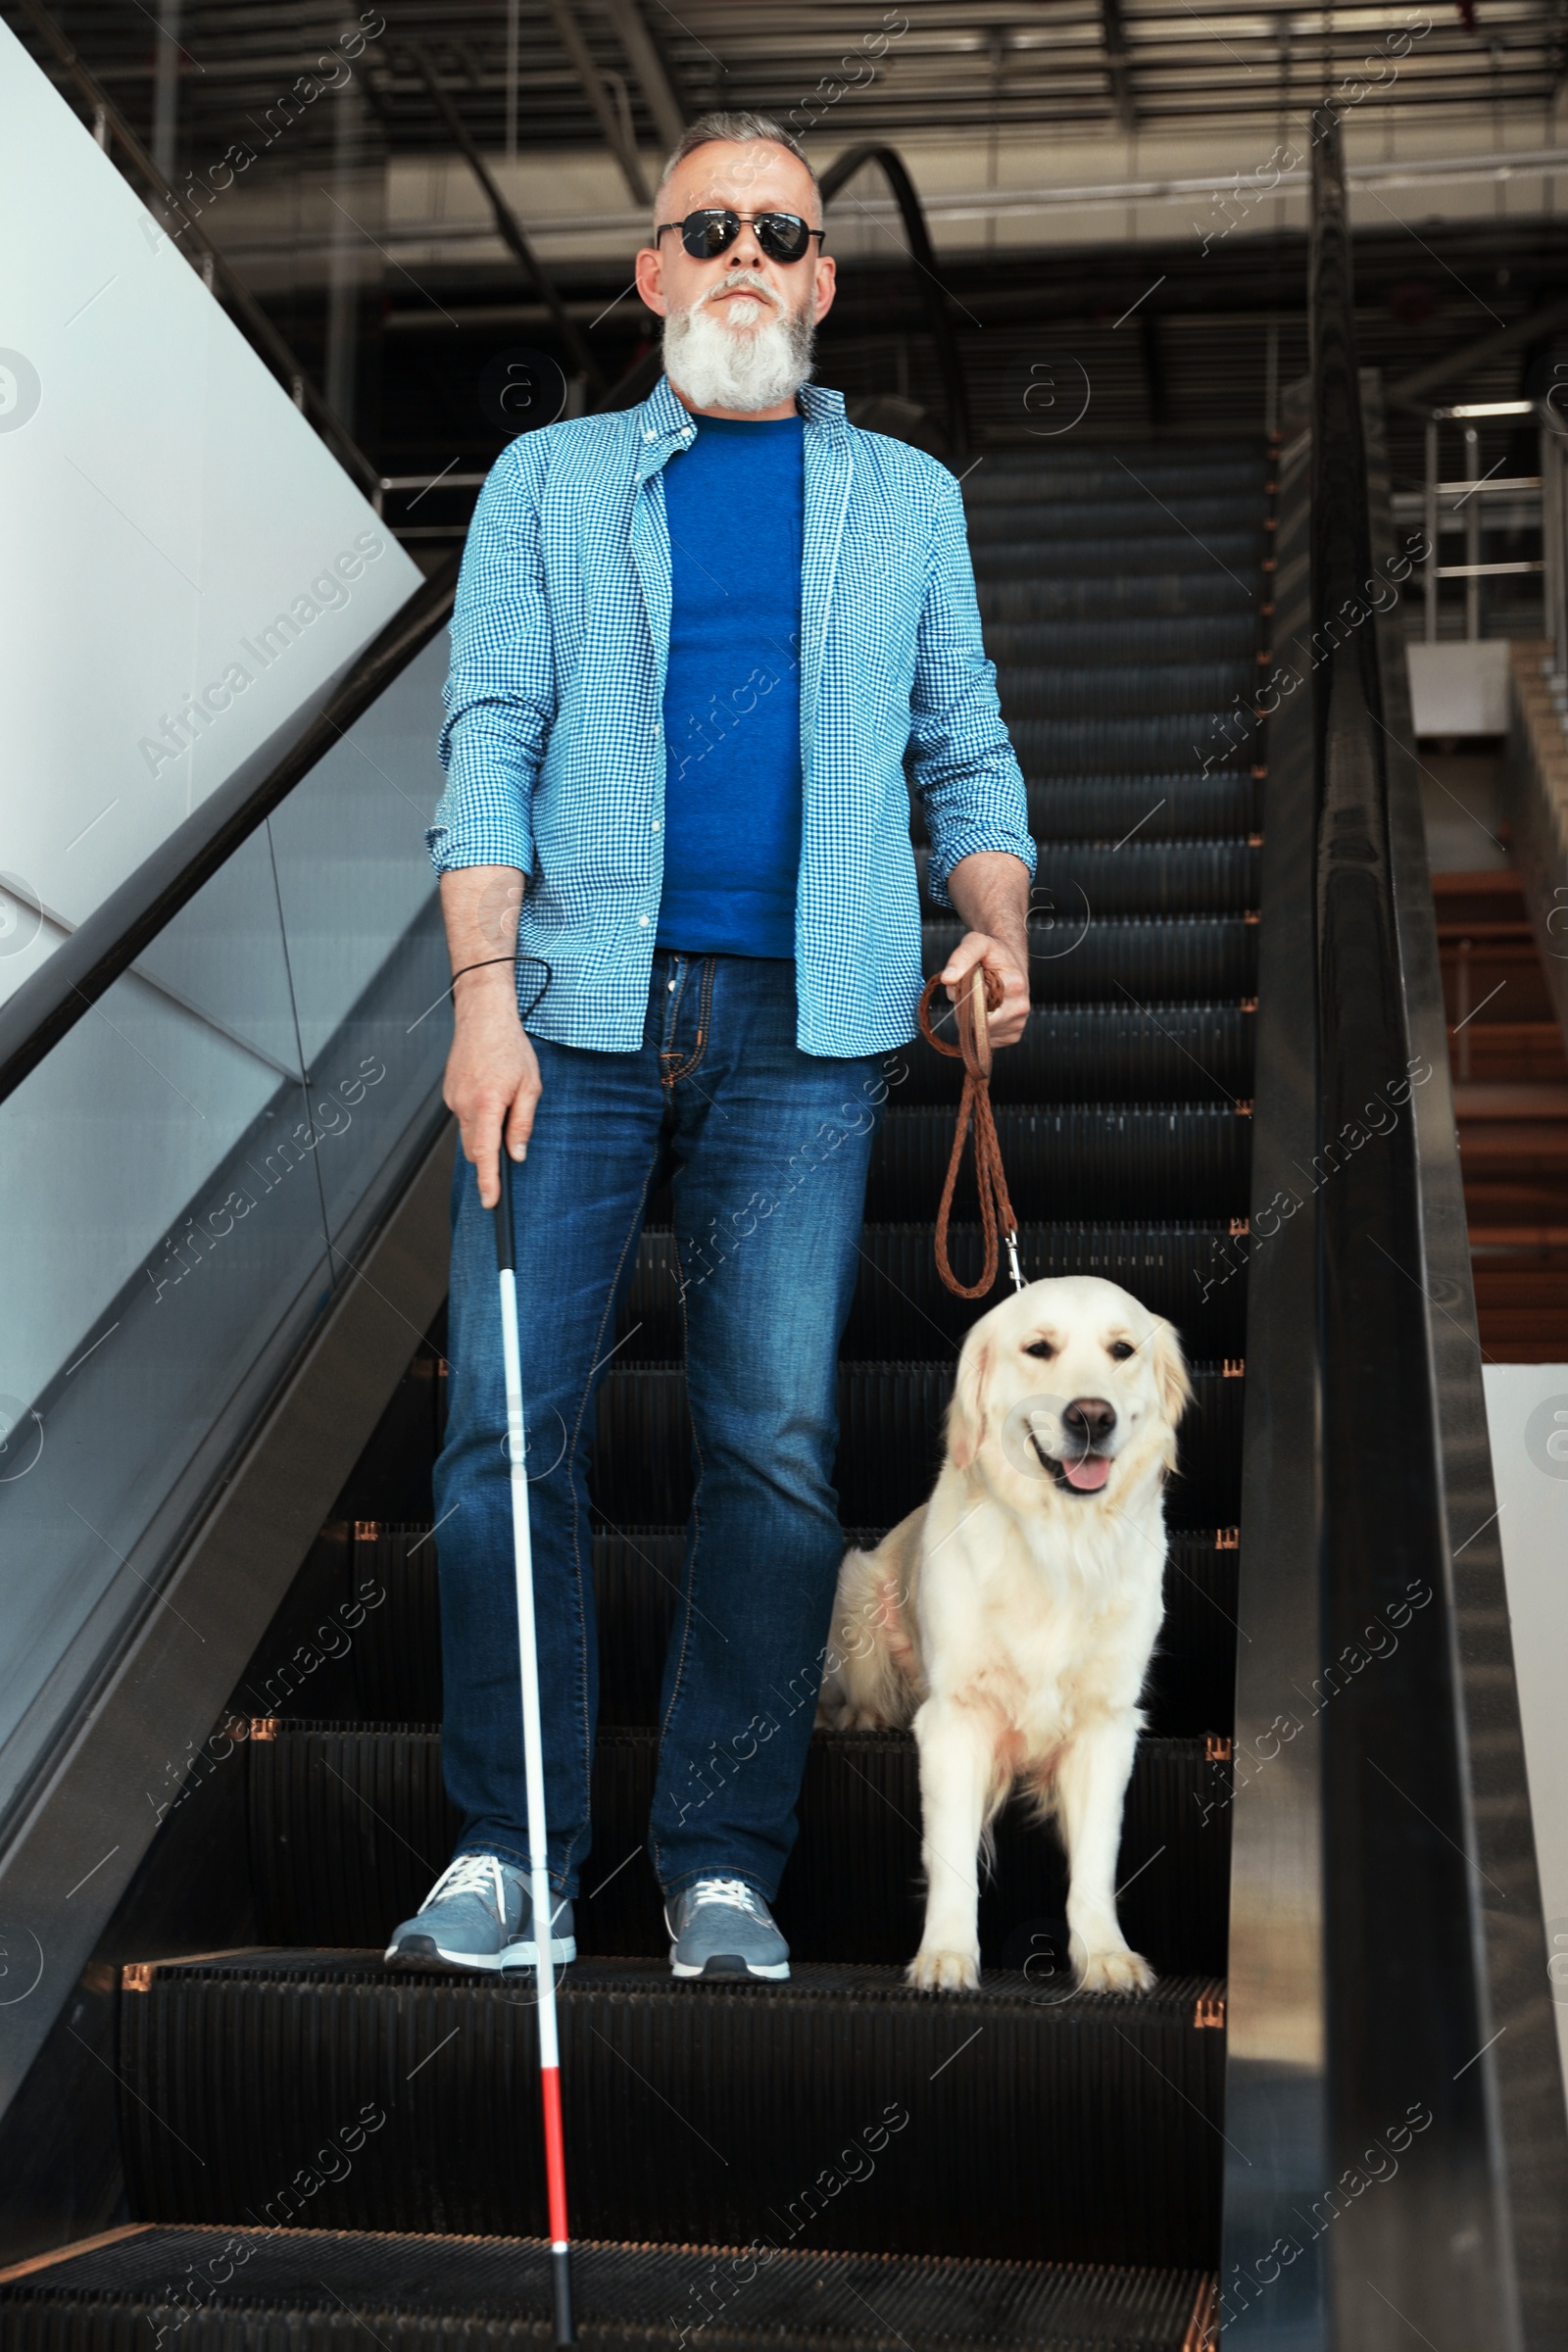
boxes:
[387,111,1034,1983]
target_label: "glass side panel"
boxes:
[0,640,450,1821]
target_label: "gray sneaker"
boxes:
[384,1852,574,1973]
[665,1876,790,1981]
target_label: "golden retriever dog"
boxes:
[818,1276,1191,1994]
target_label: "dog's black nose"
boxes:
[1064,1396,1116,1444]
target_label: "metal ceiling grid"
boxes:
[12,0,1567,166]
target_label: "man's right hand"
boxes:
[438,864,538,1209]
[445,967,539,1208]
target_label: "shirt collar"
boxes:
[636,373,849,451]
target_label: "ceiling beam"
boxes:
[600,0,687,155]
[541,0,650,206]
[1387,290,1568,407]
[1101,0,1137,135]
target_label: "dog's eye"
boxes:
[1024,1340,1056,1360]
[1108,1341,1135,1361]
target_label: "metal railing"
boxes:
[1408,400,1544,641]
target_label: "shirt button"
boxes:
[652,820,661,832]
[638,914,649,926]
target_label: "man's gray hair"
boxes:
[654,112,820,224]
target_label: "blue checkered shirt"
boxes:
[429,374,1034,1055]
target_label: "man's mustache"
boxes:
[696,271,782,313]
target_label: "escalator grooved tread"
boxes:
[116,1960,1226,2267]
[0,2227,1217,2352]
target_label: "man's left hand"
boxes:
[938,930,1030,1049]
[941,848,1033,1049]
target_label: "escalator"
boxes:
[0,448,1264,2346]
[3,122,1566,2352]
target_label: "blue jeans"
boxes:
[434,952,890,1901]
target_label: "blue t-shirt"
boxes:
[657,412,805,958]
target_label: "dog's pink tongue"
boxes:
[1062,1453,1111,1492]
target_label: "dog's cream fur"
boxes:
[818,1276,1191,1994]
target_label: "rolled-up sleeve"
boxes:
[427,441,558,877]
[907,470,1036,910]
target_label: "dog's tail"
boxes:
[815,1519,924,1732]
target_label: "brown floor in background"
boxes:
[1436,868,1568,1360]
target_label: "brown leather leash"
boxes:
[916,965,1026,1300]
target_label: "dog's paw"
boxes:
[907,1947,981,1993]
[1076,1944,1156,1995]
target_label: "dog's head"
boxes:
[946,1276,1191,1506]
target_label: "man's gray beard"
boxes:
[663,288,814,414]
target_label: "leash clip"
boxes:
[1005,1229,1025,1294]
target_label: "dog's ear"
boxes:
[1149,1318,1193,1429]
[948,1335,992,1471]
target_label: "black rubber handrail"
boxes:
[0,557,459,1109]
[816,143,972,462]
[1307,109,1559,2344]
[595,142,972,460]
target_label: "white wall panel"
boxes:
[0,21,421,1009]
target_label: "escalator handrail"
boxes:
[0,557,459,1110]
[595,141,973,461]
[1306,107,1564,2333]
[815,143,972,463]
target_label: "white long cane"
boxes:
[493,1158,576,2347]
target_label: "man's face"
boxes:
[634,140,836,345]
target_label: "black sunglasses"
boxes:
[654,208,826,265]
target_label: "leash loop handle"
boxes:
[917,966,1024,1300]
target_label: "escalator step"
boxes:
[588,1362,1243,1530]
[838,1222,1248,1353]
[983,615,1258,665]
[1005,715,1252,775]
[923,916,1257,1004]
[349,1526,1238,1737]
[970,534,1259,581]
[1021,775,1257,841]
[978,573,1256,623]
[996,662,1255,718]
[867,1105,1251,1224]
[0,2225,1216,2351]
[247,1724,1231,1975]
[968,497,1261,544]
[917,840,1259,918]
[117,1956,1225,2266]
[623,1216,1246,1357]
[965,451,1262,500]
[888,1009,1254,1106]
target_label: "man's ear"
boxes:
[948,1336,992,1471]
[1150,1319,1193,1429]
[633,242,667,315]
